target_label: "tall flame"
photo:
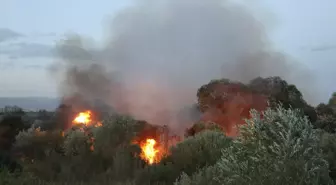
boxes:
[73,110,92,125]
[140,138,159,164]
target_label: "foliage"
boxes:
[90,115,145,181]
[175,106,332,185]
[315,101,336,133]
[2,78,336,184]
[194,76,317,137]
[13,127,64,181]
[0,113,26,151]
[197,77,317,124]
[0,169,138,185]
[0,153,21,173]
[184,122,222,137]
[249,77,318,122]
[136,130,232,184]
[10,115,147,183]
[15,128,64,160]
[328,92,336,109]
[320,132,336,181]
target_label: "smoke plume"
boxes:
[52,0,318,134]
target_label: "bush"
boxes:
[320,132,336,181]
[5,104,336,184]
[91,115,145,181]
[11,115,147,183]
[136,130,232,184]
[176,106,333,185]
[184,122,223,137]
[0,169,137,185]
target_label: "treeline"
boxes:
[1,76,336,185]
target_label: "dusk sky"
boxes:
[1,0,336,104]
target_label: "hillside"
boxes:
[0,97,59,110]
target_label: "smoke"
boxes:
[52,0,319,134]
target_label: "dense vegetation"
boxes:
[1,76,336,185]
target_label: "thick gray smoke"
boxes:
[52,0,318,133]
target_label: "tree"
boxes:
[328,92,336,109]
[249,76,317,122]
[0,106,26,173]
[0,113,26,151]
[194,76,317,136]
[54,104,73,130]
[196,78,267,135]
[176,106,332,185]
[185,122,222,137]
[314,101,336,133]
[320,132,336,181]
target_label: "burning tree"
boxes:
[196,78,268,136]
[139,139,159,165]
[193,76,317,137]
[70,110,165,165]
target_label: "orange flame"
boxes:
[73,110,92,125]
[95,122,103,127]
[140,138,159,164]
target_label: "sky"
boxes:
[0,0,336,103]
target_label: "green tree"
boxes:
[320,132,336,181]
[176,106,332,185]
[314,102,336,133]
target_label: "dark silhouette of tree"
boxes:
[328,92,336,110]
[249,76,317,122]
[314,94,336,133]
[0,107,26,151]
[0,106,25,172]
[37,109,51,120]
[0,152,21,172]
[54,104,73,130]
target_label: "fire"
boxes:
[73,110,92,125]
[95,122,103,127]
[140,138,160,165]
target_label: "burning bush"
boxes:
[14,111,174,182]
[135,130,232,184]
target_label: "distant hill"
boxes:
[0,97,60,111]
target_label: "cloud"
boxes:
[0,51,53,71]
[311,44,336,52]
[0,61,15,70]
[0,29,97,60]
[0,42,55,58]
[0,28,23,42]
[23,64,46,69]
[0,28,61,59]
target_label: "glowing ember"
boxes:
[73,111,92,125]
[95,122,103,127]
[140,138,159,164]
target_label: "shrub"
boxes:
[136,130,232,184]
[176,106,333,185]
[320,132,336,181]
[11,115,146,183]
